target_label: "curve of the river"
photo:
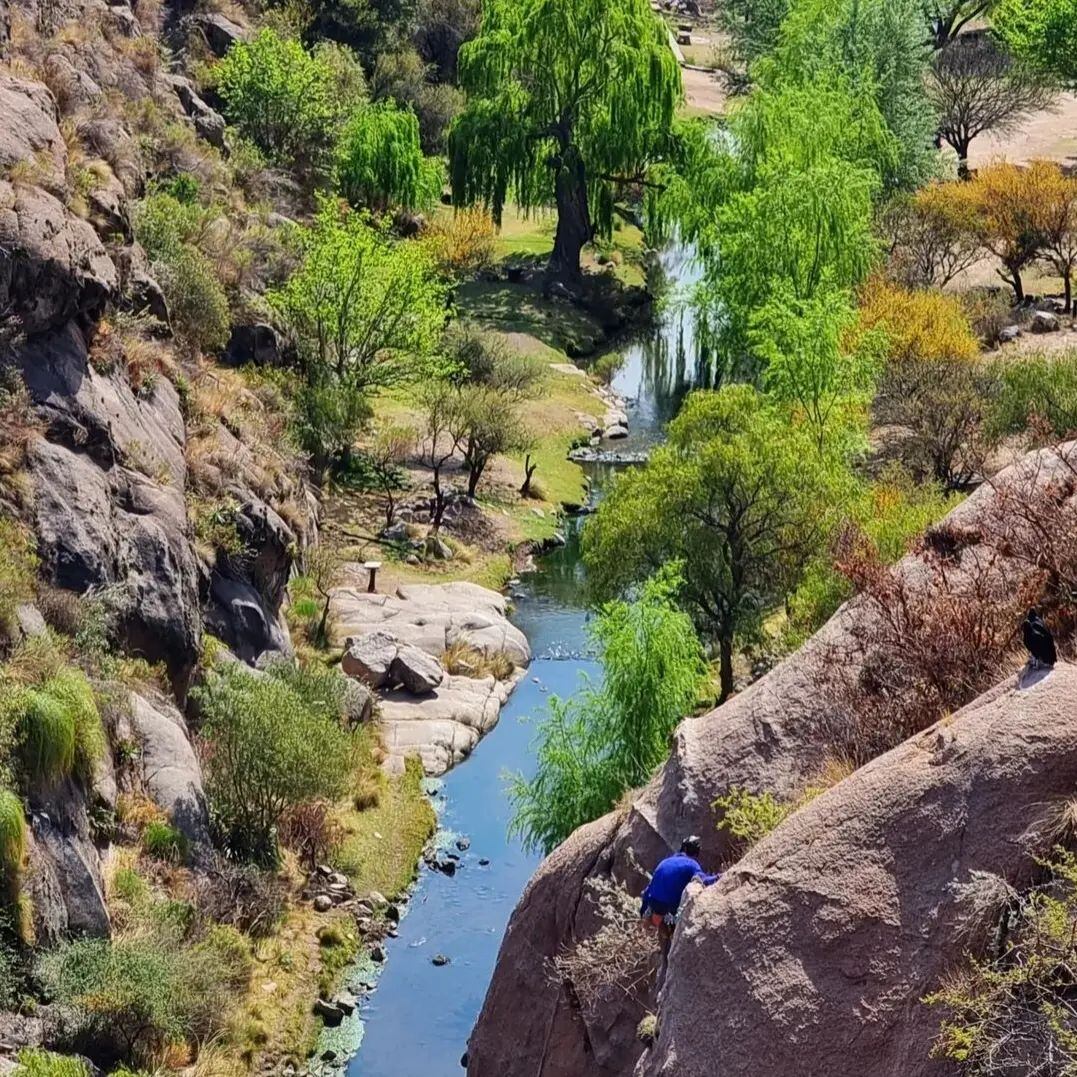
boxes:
[342,245,706,1077]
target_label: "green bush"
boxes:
[156,246,230,358]
[40,669,105,786]
[141,820,188,864]
[194,664,359,864]
[988,350,1077,443]
[713,787,792,849]
[0,519,37,648]
[20,690,76,785]
[13,1049,89,1077]
[0,787,27,902]
[38,920,251,1066]
[215,29,342,172]
[336,101,443,212]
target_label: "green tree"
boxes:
[924,0,997,48]
[450,385,532,498]
[216,30,341,171]
[194,664,358,864]
[583,386,841,700]
[759,0,939,192]
[752,287,877,453]
[268,200,448,473]
[449,0,680,285]
[995,0,1077,87]
[336,102,443,212]
[656,76,886,362]
[508,568,705,854]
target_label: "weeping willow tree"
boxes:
[336,102,444,213]
[448,0,681,286]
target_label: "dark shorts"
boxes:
[641,898,677,925]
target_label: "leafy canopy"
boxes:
[508,567,705,854]
[336,102,444,212]
[449,0,680,235]
[995,0,1077,87]
[583,385,845,698]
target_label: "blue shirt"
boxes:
[642,852,719,908]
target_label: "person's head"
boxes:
[680,835,701,858]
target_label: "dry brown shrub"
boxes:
[816,521,1039,764]
[278,800,345,872]
[427,208,497,277]
[441,640,516,680]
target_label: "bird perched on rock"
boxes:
[1022,609,1056,669]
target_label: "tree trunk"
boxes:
[1066,270,1073,315]
[520,453,538,498]
[718,635,734,704]
[315,595,331,649]
[431,467,447,532]
[467,461,482,499]
[548,148,591,288]
[955,136,971,181]
[1008,264,1025,303]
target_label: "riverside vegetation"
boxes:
[4,0,1077,1073]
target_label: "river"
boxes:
[340,246,705,1077]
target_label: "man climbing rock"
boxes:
[640,836,718,940]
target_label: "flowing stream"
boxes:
[342,246,706,1076]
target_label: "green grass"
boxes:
[332,757,436,900]
[0,787,26,901]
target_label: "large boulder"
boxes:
[341,630,445,695]
[466,442,1077,1077]
[332,580,531,667]
[127,691,211,846]
[641,664,1077,1077]
[377,672,519,775]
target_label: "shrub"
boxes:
[38,921,251,1066]
[12,1049,89,1077]
[928,849,1077,1074]
[0,787,27,903]
[960,287,1016,349]
[278,799,345,871]
[194,665,359,864]
[441,641,515,680]
[713,787,792,850]
[155,246,230,358]
[988,350,1077,443]
[591,351,625,387]
[141,820,187,864]
[426,207,496,277]
[549,878,660,1022]
[191,858,286,938]
[215,29,340,172]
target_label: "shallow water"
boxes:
[345,246,707,1077]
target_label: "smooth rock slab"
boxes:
[378,671,524,776]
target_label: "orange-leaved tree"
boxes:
[856,278,992,487]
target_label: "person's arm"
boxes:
[688,858,719,886]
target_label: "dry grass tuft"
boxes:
[441,640,516,681]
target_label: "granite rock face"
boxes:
[467,443,1077,1077]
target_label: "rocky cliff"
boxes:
[466,441,1077,1077]
[0,0,311,947]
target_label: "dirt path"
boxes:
[968,92,1077,169]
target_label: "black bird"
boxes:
[1022,609,1057,668]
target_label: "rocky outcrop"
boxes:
[333,579,531,774]
[23,324,202,691]
[331,580,531,666]
[26,778,109,943]
[127,691,210,846]
[467,442,1077,1077]
[641,664,1077,1077]
[378,671,524,775]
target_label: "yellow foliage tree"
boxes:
[856,279,990,487]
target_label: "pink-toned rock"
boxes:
[641,663,1077,1077]
[467,443,1077,1077]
